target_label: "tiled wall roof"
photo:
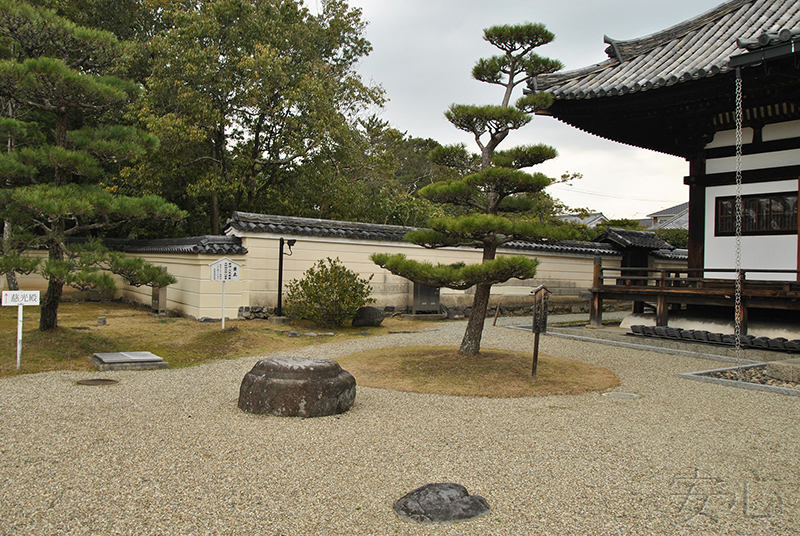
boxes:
[593,228,675,251]
[104,236,247,255]
[226,211,623,256]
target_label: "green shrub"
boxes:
[285,257,375,327]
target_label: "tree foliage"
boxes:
[285,257,375,327]
[654,228,688,249]
[123,0,383,235]
[0,0,184,329]
[371,23,571,356]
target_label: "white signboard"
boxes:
[2,290,40,306]
[2,290,40,370]
[209,257,241,281]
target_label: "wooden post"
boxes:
[656,294,668,326]
[737,271,748,335]
[589,256,603,327]
[531,285,551,381]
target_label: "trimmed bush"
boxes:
[285,258,375,327]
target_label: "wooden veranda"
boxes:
[588,257,800,334]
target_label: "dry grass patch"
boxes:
[0,301,434,376]
[336,346,619,398]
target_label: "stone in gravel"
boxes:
[352,306,385,327]
[238,357,356,417]
[393,483,491,524]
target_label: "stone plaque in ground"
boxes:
[91,352,169,371]
[238,357,356,417]
[394,483,491,524]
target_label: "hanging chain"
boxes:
[734,69,744,367]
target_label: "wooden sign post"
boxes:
[530,285,551,381]
[2,290,40,370]
[209,258,242,329]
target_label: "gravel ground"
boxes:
[1,317,799,536]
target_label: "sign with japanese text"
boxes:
[2,290,40,307]
[209,258,241,281]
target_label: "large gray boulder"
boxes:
[393,483,491,524]
[352,306,385,327]
[238,357,356,417]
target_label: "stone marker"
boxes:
[352,306,385,327]
[393,483,491,524]
[91,351,169,371]
[238,357,356,417]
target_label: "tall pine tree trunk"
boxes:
[3,219,19,291]
[459,281,492,356]
[458,242,498,356]
[39,243,64,330]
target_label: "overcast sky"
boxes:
[315,0,729,219]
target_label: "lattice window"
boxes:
[715,192,798,236]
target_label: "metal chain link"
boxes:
[734,71,743,367]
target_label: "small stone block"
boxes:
[91,352,168,371]
[766,358,800,382]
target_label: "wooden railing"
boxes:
[588,257,800,332]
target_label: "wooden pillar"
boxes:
[589,256,603,327]
[656,295,668,326]
[685,157,706,275]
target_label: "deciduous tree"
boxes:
[126,0,383,234]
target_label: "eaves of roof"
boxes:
[532,0,800,101]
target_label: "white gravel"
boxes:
[1,318,799,535]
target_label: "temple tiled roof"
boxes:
[532,0,800,100]
[104,236,247,256]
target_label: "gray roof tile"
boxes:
[104,236,247,256]
[225,212,623,256]
[532,0,800,100]
[593,228,675,250]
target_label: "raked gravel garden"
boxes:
[1,317,799,535]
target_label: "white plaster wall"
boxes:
[232,231,622,310]
[704,180,797,280]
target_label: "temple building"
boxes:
[530,0,800,328]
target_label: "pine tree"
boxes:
[372,23,573,356]
[0,0,184,329]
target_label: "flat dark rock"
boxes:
[393,483,491,524]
